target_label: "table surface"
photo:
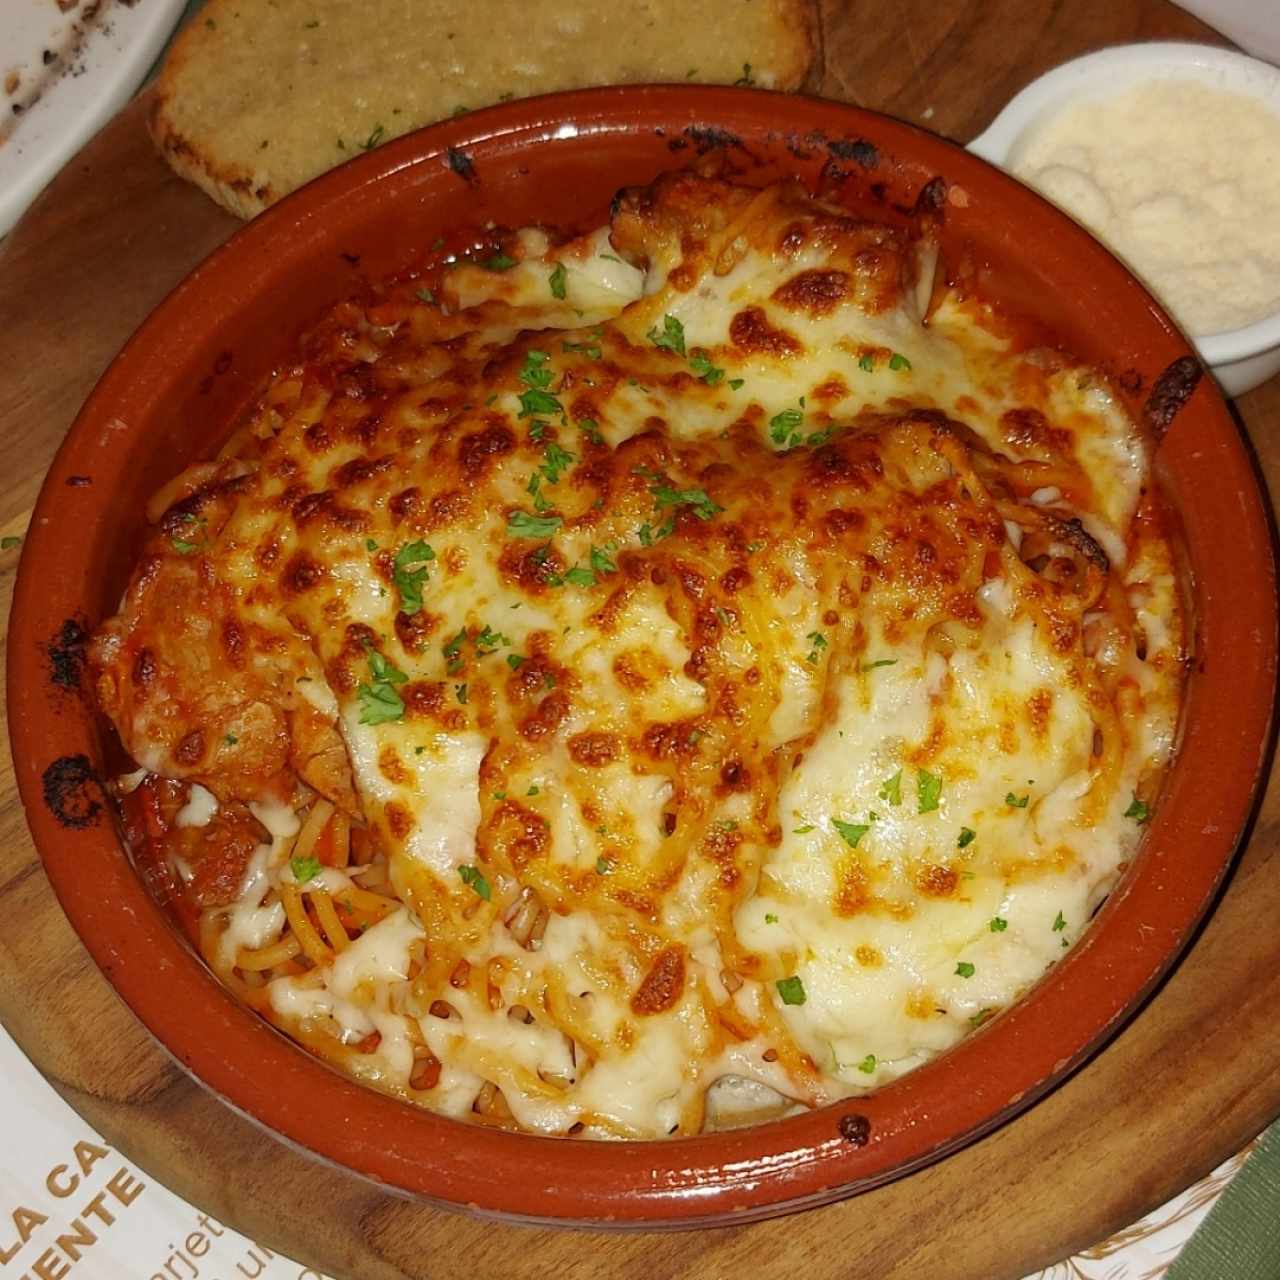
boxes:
[3,3,1280,1278]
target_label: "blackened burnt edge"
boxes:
[41,755,104,830]
[838,1113,872,1146]
[45,616,89,692]
[1144,356,1203,441]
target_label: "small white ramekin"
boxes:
[969,42,1280,397]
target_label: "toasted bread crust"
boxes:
[149,0,822,220]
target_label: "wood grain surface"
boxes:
[2,3,1277,1278]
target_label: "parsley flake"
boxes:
[765,912,779,924]
[1006,792,1030,809]
[958,827,976,849]
[1052,911,1067,932]
[590,544,618,576]
[393,540,436,614]
[577,418,604,445]
[805,631,828,664]
[652,481,723,522]
[775,975,806,1006]
[290,855,322,884]
[861,658,897,672]
[455,683,468,704]
[1124,796,1150,822]
[414,287,435,304]
[647,314,686,356]
[0,536,21,551]
[357,647,408,725]
[889,352,912,371]
[361,124,385,151]
[857,1054,877,1074]
[507,511,563,539]
[728,377,745,390]
[955,961,975,978]
[990,917,1008,932]
[507,654,525,670]
[479,252,517,272]
[595,857,612,875]
[548,262,568,300]
[458,865,491,900]
[858,353,875,372]
[769,408,803,447]
[880,769,903,806]
[917,769,942,814]
[689,352,726,385]
[833,819,870,848]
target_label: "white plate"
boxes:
[0,0,187,238]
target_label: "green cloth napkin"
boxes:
[1166,1119,1280,1280]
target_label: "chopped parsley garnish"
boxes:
[479,252,517,272]
[357,647,408,724]
[563,565,596,587]
[519,387,563,419]
[0,536,21,551]
[392,540,436,614]
[858,353,875,372]
[458,865,491,900]
[541,439,576,483]
[879,769,903,806]
[290,855,322,884]
[563,339,602,360]
[765,912,779,924]
[857,1054,876,1074]
[861,658,897,672]
[793,824,814,834]
[1124,796,1150,822]
[361,124,385,151]
[365,538,379,551]
[728,377,745,390]
[833,819,870,848]
[647,314,686,356]
[506,654,525,670]
[969,1009,994,1028]
[733,62,755,86]
[958,827,976,849]
[527,785,540,796]
[689,352,725,385]
[473,625,509,654]
[577,418,604,445]
[507,511,563,538]
[224,732,238,746]
[775,975,806,1006]
[917,769,942,814]
[1052,910,1067,932]
[955,961,975,978]
[1006,792,1030,808]
[769,408,803,448]
[520,349,553,388]
[171,512,207,556]
[805,631,828,664]
[590,544,618,576]
[652,481,723,522]
[889,352,912,371]
[414,287,435,305]
[548,262,567,300]
[595,857,612,875]
[990,917,1008,932]
[454,682,468,704]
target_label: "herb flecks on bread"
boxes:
[149,0,821,218]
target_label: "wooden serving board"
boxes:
[2,4,1277,1278]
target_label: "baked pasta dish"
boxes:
[89,172,1186,1139]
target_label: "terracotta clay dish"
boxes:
[6,87,1276,1227]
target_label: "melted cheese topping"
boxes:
[91,174,1185,1139]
